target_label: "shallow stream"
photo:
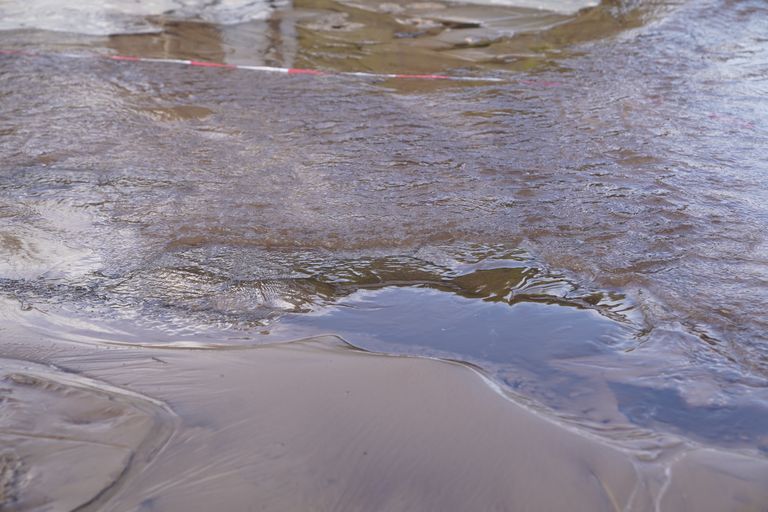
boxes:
[1,0,767,508]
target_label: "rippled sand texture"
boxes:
[2,0,768,509]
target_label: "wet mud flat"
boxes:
[2,0,768,508]
[2,318,768,511]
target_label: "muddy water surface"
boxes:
[1,0,768,509]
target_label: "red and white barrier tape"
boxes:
[0,49,561,86]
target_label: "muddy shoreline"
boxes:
[2,0,768,508]
[2,327,767,511]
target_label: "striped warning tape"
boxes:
[0,49,560,86]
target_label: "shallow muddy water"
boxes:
[1,0,768,509]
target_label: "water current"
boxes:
[1,0,767,509]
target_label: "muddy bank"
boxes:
[2,332,767,511]
[1,0,768,508]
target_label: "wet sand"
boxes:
[2,331,767,511]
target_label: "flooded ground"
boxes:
[1,0,768,509]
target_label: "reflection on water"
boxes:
[0,242,628,335]
[612,382,768,448]
[109,16,299,68]
[0,0,285,35]
[2,0,768,507]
